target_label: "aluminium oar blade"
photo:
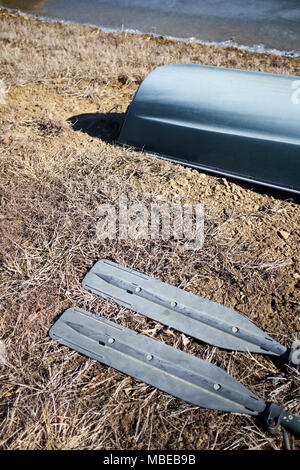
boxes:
[81,260,288,360]
[49,307,266,416]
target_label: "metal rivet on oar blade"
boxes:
[135,287,141,292]
[232,327,239,333]
[108,337,115,344]
[146,354,153,361]
[214,384,221,391]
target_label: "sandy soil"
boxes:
[0,8,299,450]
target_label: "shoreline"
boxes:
[1,6,300,92]
[0,5,299,451]
[1,6,300,59]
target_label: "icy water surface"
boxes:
[1,0,300,55]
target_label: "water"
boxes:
[1,0,300,56]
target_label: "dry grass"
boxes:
[0,9,299,450]
[1,8,300,90]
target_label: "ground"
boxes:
[0,8,299,450]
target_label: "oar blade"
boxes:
[49,307,265,416]
[82,260,286,357]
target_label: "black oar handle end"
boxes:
[262,403,300,436]
[262,403,285,434]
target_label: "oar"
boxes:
[49,307,300,438]
[81,260,299,366]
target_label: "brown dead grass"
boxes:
[1,8,300,89]
[0,9,299,450]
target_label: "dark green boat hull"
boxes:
[118,64,300,194]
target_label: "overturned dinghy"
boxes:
[118,64,300,194]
